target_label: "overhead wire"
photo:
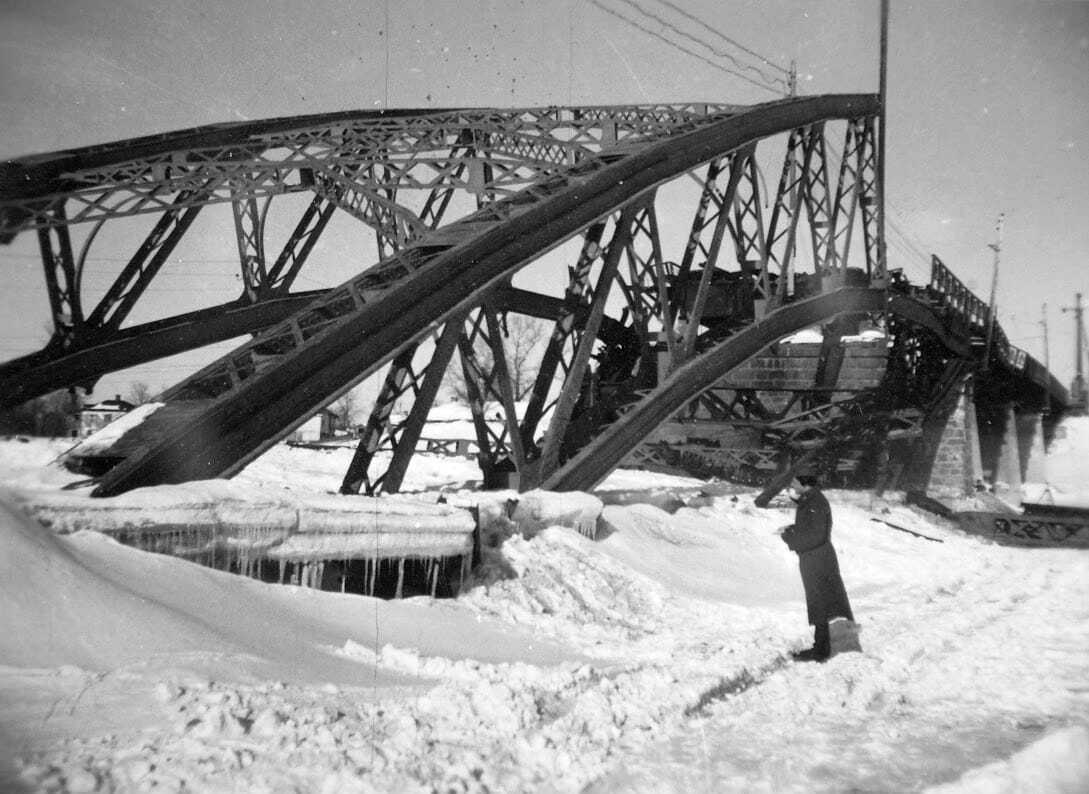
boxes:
[588,0,784,95]
[613,0,791,90]
[650,0,791,77]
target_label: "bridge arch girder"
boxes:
[72,95,888,496]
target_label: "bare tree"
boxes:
[330,389,359,432]
[443,313,549,403]
[127,381,154,405]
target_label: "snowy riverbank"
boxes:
[2,428,1088,792]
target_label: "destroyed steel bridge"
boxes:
[0,96,1073,500]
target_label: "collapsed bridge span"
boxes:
[0,96,1068,503]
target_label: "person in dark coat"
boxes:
[780,474,854,662]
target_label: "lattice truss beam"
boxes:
[1,104,753,406]
[0,97,895,496]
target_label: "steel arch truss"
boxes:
[1,96,907,496]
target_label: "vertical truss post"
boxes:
[677,152,746,365]
[678,158,726,281]
[466,133,497,206]
[230,183,268,301]
[620,197,672,336]
[519,221,608,449]
[764,127,815,306]
[800,124,836,285]
[37,203,82,346]
[371,158,400,261]
[856,117,883,284]
[340,345,418,495]
[825,119,866,278]
[380,318,466,493]
[536,203,640,482]
[339,315,464,495]
[726,146,769,315]
[458,302,527,484]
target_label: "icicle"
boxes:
[278,559,287,585]
[395,558,405,599]
[430,557,439,598]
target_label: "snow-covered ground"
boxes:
[2,418,1088,792]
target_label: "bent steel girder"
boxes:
[85,95,881,497]
[0,188,331,406]
[2,106,744,404]
[0,291,328,409]
[3,106,759,407]
[36,205,81,343]
[543,288,888,492]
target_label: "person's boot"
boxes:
[812,621,831,661]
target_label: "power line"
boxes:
[615,0,790,88]
[588,0,784,95]
[651,0,791,76]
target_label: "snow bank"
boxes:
[597,498,799,605]
[0,490,569,679]
[3,437,1089,793]
[14,479,474,561]
[509,489,602,537]
[925,724,1089,794]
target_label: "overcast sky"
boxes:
[1,0,1087,394]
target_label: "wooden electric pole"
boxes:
[877,0,889,285]
[1063,293,1087,411]
[982,213,1004,370]
[1040,303,1050,414]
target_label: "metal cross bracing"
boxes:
[1,104,745,236]
[1,104,744,407]
[6,94,999,498]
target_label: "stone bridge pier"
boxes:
[900,377,1050,506]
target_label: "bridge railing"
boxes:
[991,324,1028,371]
[928,256,989,332]
[929,255,1027,371]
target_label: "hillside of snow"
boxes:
[1,422,1088,792]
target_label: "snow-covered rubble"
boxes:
[1,435,1088,792]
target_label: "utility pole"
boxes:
[876,0,889,286]
[1062,292,1087,411]
[1040,303,1050,414]
[982,213,1004,370]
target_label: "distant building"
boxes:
[290,408,340,444]
[79,395,135,437]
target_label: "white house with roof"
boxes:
[78,395,135,437]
